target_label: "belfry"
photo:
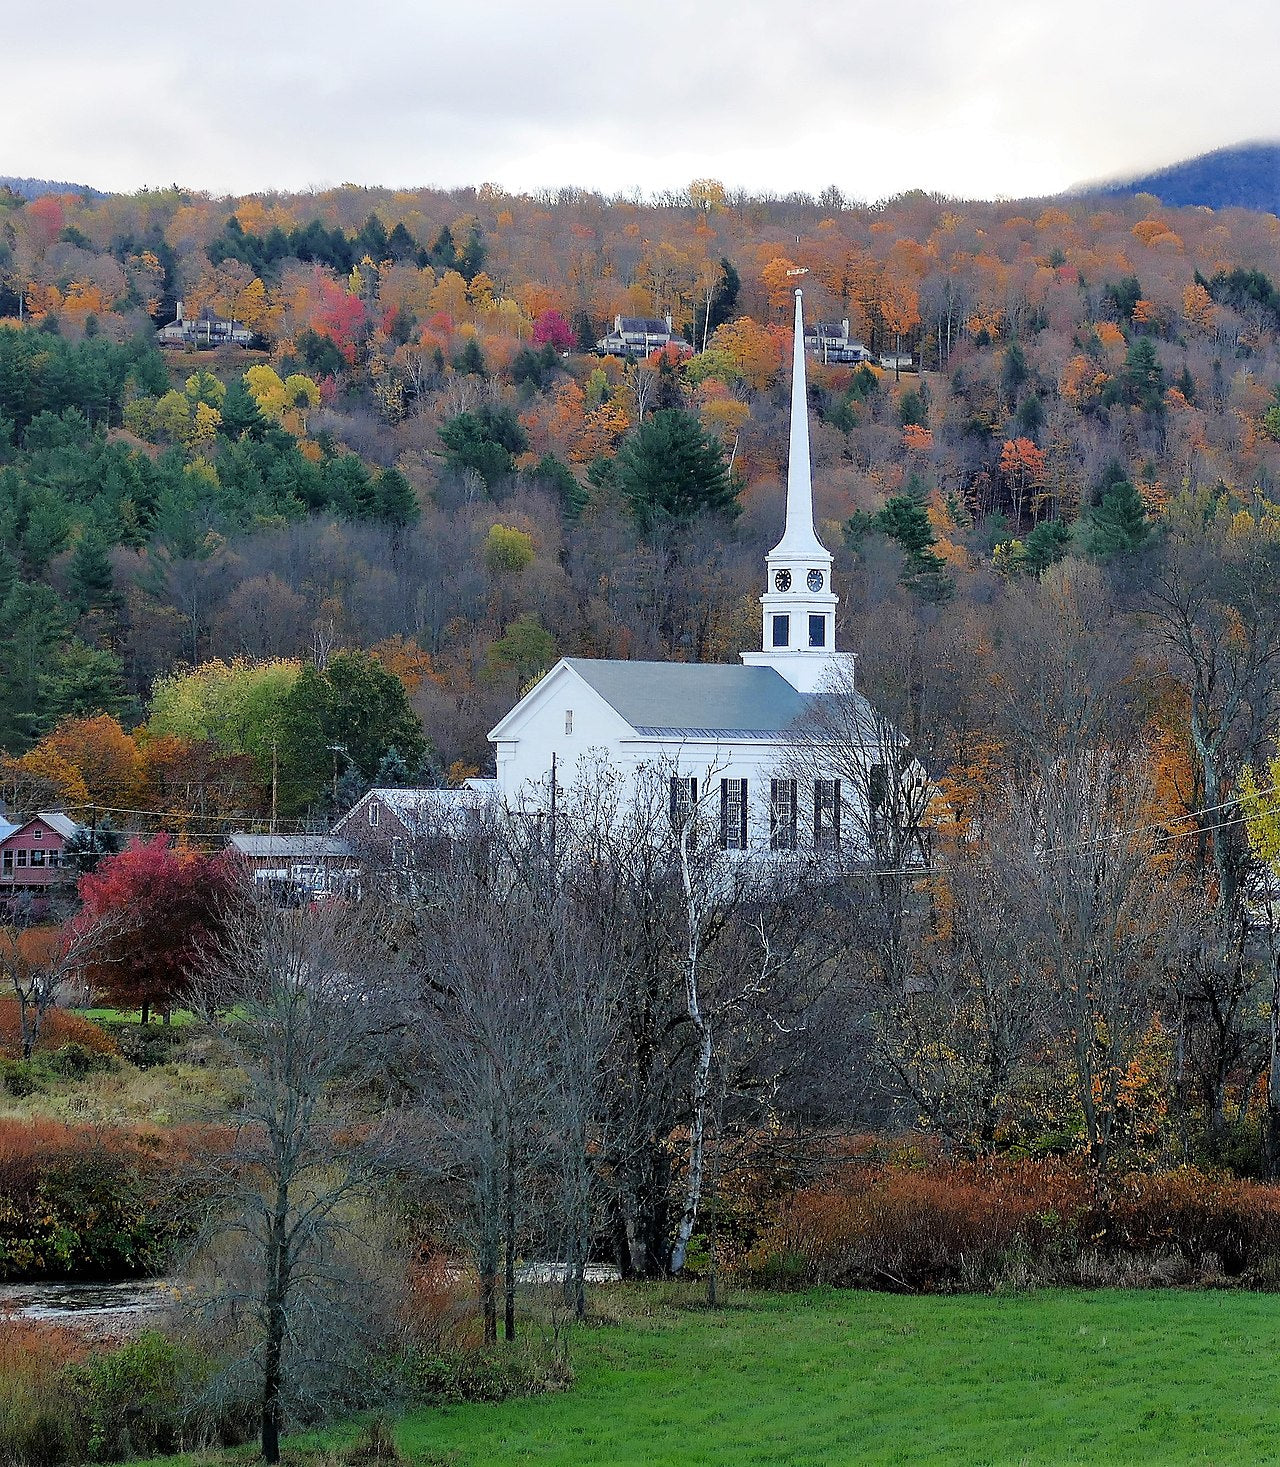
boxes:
[740,288,851,694]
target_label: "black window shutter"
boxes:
[833,778,842,847]
[720,779,729,847]
[739,779,749,848]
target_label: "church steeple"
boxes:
[772,287,830,563]
[741,287,847,694]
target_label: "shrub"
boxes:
[748,1158,1091,1291]
[0,1321,89,1467]
[0,999,118,1060]
[0,1118,204,1280]
[0,1322,252,1466]
[75,1330,214,1461]
[110,1022,189,1068]
[748,1155,1280,1291]
[1109,1169,1280,1276]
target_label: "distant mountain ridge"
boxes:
[1089,142,1280,216]
[0,175,105,201]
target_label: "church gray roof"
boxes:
[563,659,832,740]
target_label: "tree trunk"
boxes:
[671,1014,712,1275]
[261,1185,289,1465]
[503,1129,516,1343]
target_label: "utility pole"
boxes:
[548,752,557,873]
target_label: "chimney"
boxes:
[665,313,672,333]
[175,298,184,323]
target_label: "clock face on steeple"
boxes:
[807,569,824,592]
[774,569,792,592]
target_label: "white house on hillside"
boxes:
[486,289,904,854]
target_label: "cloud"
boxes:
[4,0,1278,200]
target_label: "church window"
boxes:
[770,779,798,851]
[868,763,889,814]
[669,775,698,832]
[808,614,827,648]
[368,803,379,828]
[565,710,574,735]
[772,614,790,648]
[814,779,841,851]
[720,778,748,850]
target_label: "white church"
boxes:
[481,288,899,856]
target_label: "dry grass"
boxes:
[0,1058,239,1125]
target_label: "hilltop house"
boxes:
[594,314,692,358]
[158,299,255,349]
[804,319,873,364]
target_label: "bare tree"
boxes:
[0,898,125,1059]
[190,896,403,1465]
[402,817,559,1344]
[1007,749,1174,1174]
[1144,520,1280,1145]
[871,811,1052,1154]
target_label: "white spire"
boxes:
[771,288,830,562]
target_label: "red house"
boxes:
[0,813,79,904]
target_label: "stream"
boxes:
[0,1279,176,1325]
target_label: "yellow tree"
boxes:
[708,317,784,393]
[1240,756,1280,1172]
[760,256,801,318]
[879,271,920,379]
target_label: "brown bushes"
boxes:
[0,1118,206,1280]
[0,999,118,1059]
[747,1156,1280,1292]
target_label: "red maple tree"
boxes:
[76,837,244,1022]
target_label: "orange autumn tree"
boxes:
[760,256,802,318]
[0,747,90,813]
[998,437,1048,523]
[39,717,145,813]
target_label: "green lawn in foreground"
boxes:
[142,1287,1280,1466]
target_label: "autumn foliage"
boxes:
[0,998,116,1060]
[748,1155,1280,1291]
[0,1117,204,1279]
[76,837,244,1019]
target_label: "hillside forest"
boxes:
[12,175,1280,1467]
[0,179,1279,832]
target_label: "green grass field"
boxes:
[136,1286,1280,1466]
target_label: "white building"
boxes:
[486,289,897,855]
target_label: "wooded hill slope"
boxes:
[1,178,1279,812]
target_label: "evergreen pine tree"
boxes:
[1088,480,1149,557]
[69,527,117,612]
[1016,518,1074,574]
[374,747,413,787]
[454,338,487,378]
[374,467,419,526]
[874,495,947,576]
[615,410,735,530]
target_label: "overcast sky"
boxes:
[6,0,1276,202]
